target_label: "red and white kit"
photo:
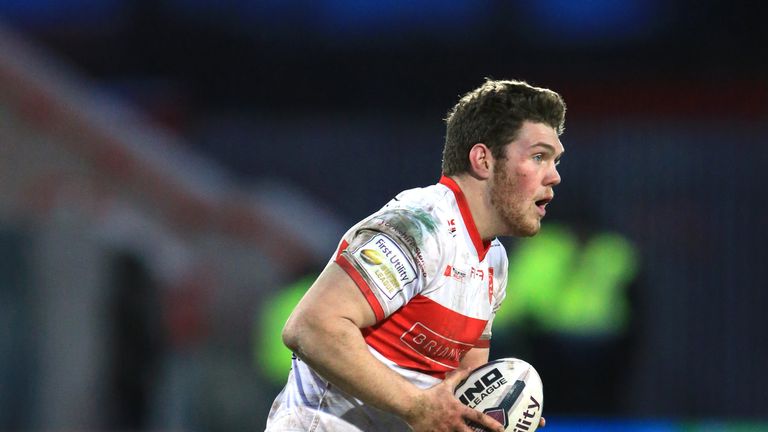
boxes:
[266,176,508,432]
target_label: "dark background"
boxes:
[0,0,767,430]
[11,0,766,216]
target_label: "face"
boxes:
[489,121,564,237]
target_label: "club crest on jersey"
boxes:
[355,234,417,300]
[447,218,457,237]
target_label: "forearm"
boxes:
[459,347,489,371]
[285,314,422,420]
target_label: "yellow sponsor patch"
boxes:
[360,248,385,265]
[354,234,417,300]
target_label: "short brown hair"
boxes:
[442,79,566,175]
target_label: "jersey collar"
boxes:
[439,175,492,261]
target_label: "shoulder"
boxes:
[365,183,451,245]
[342,185,456,277]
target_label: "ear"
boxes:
[468,143,493,180]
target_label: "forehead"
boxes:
[509,121,564,154]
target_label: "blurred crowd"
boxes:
[0,1,766,430]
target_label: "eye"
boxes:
[532,154,543,163]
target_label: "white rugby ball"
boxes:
[454,358,543,432]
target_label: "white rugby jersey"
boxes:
[266,176,508,431]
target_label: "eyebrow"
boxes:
[530,142,565,161]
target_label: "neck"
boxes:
[449,174,498,240]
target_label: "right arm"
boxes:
[282,262,504,432]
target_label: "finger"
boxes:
[458,422,480,432]
[443,365,473,388]
[540,416,546,428]
[463,407,504,432]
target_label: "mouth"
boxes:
[535,196,553,216]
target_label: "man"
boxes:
[266,79,566,432]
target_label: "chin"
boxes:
[518,227,540,237]
[508,221,541,237]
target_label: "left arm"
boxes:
[460,347,489,371]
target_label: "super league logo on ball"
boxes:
[483,407,508,428]
[467,378,539,430]
[456,358,544,432]
[458,368,507,406]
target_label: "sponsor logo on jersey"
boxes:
[374,216,428,277]
[469,267,485,281]
[447,218,457,237]
[443,265,466,281]
[355,234,417,300]
[400,322,473,368]
[360,248,385,265]
[444,265,492,285]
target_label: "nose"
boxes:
[546,164,561,187]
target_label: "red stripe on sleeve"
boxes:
[335,254,385,322]
[335,239,350,259]
[474,339,491,349]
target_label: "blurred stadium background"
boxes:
[0,1,766,431]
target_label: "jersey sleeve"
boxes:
[334,209,442,322]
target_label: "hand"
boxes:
[402,367,505,432]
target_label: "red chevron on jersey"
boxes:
[362,294,487,378]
